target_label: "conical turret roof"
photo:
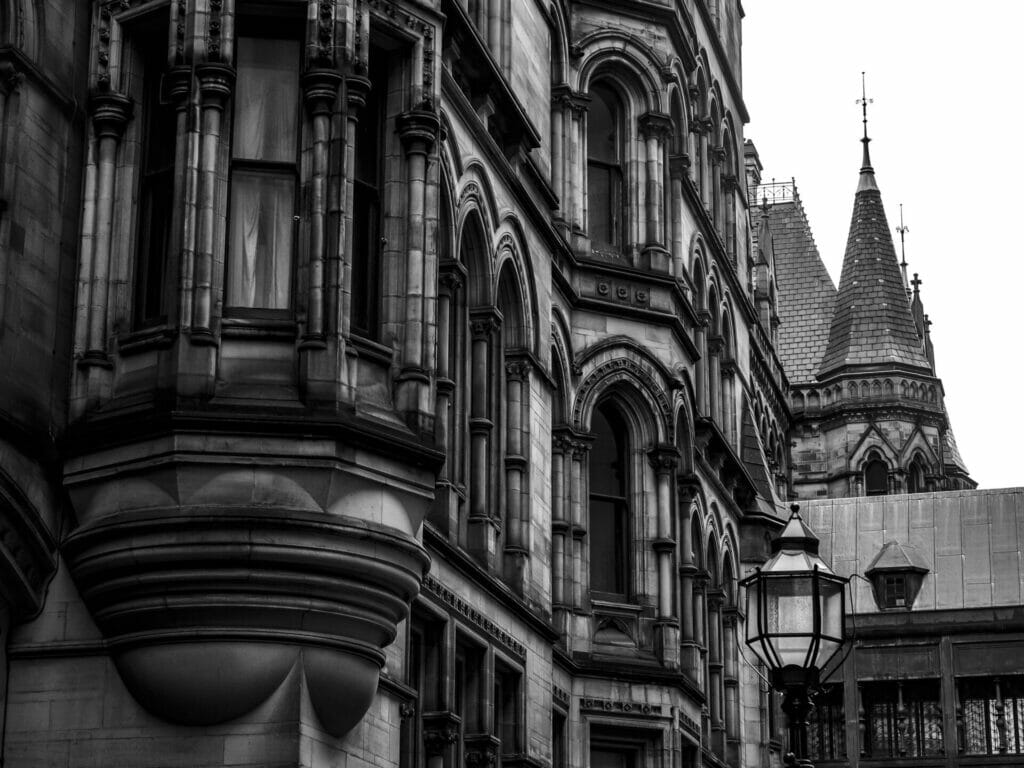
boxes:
[818,137,931,377]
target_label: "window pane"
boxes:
[227,170,294,308]
[233,37,300,162]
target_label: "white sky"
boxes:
[742,1,1024,491]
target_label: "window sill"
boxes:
[350,333,394,367]
[221,313,297,340]
[590,596,644,614]
[118,324,177,356]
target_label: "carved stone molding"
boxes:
[422,575,526,658]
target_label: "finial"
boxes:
[896,203,910,288]
[911,272,922,296]
[856,71,874,172]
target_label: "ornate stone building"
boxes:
[0,1,1015,768]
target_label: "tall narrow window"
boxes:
[493,659,521,755]
[864,452,888,496]
[587,83,624,253]
[134,14,176,326]
[589,402,629,599]
[351,45,387,338]
[455,639,484,733]
[226,35,301,311]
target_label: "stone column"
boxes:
[708,590,725,756]
[708,335,724,427]
[694,572,708,690]
[433,270,464,537]
[468,312,499,568]
[397,110,441,433]
[301,68,343,346]
[696,311,711,416]
[551,86,567,232]
[668,154,689,279]
[711,145,725,233]
[340,73,372,392]
[81,91,133,364]
[503,357,531,592]
[721,358,736,447]
[649,445,680,667]
[677,479,700,678]
[551,431,571,612]
[723,609,740,763]
[190,63,234,341]
[568,93,589,249]
[569,438,591,612]
[638,112,672,272]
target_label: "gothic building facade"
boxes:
[0,1,1016,768]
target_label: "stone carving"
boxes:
[422,575,526,658]
[579,697,662,716]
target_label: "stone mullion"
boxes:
[190,63,234,342]
[81,92,133,365]
[468,312,498,568]
[396,110,441,432]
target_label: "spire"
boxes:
[856,72,877,192]
[818,87,932,378]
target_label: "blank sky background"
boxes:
[743,1,1024,490]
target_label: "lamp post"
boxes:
[739,504,849,768]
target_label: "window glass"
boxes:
[226,36,300,310]
[232,38,300,162]
[587,84,623,251]
[865,457,888,496]
[134,11,176,326]
[589,404,628,596]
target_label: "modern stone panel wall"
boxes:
[802,488,1024,613]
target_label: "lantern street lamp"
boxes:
[740,504,849,768]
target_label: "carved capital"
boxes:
[638,111,673,141]
[669,153,691,180]
[89,91,134,140]
[196,62,235,108]
[164,65,193,107]
[303,68,342,116]
[345,73,372,112]
[397,109,441,153]
[470,314,500,340]
[648,444,680,475]
[439,270,464,293]
[504,358,532,381]
[464,734,501,768]
[422,711,461,757]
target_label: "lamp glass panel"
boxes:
[765,574,814,667]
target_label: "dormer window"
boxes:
[866,541,930,611]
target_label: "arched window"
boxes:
[589,401,630,598]
[865,451,888,496]
[587,83,624,253]
[907,456,926,494]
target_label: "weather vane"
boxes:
[856,71,873,140]
[896,203,910,289]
